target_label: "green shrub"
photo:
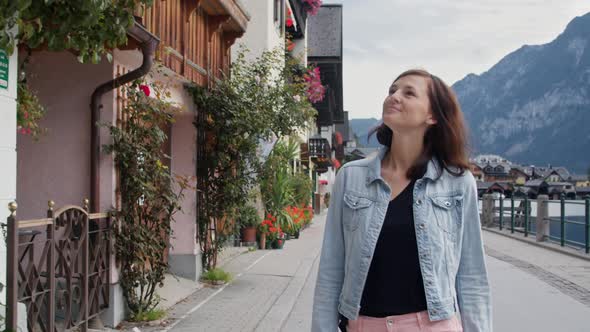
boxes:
[201,268,232,284]
[237,205,261,228]
[129,308,166,322]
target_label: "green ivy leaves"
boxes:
[0,0,153,64]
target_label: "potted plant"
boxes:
[258,213,275,249]
[238,205,260,245]
[269,228,285,249]
[285,205,305,239]
[273,234,286,249]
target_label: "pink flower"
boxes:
[24,111,29,119]
[26,128,32,135]
[286,18,294,27]
[303,0,322,15]
[304,67,325,103]
[139,84,151,97]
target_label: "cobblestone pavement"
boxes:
[484,246,590,307]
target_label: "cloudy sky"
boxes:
[321,0,590,120]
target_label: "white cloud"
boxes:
[321,0,590,119]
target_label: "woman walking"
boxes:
[311,69,492,332]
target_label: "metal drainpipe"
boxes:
[90,22,160,212]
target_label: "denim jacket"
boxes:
[312,148,492,332]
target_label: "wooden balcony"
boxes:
[138,0,249,86]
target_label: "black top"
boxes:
[359,180,428,317]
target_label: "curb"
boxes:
[483,227,590,262]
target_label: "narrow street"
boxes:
[137,213,327,332]
[129,212,590,332]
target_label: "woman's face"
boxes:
[382,75,437,133]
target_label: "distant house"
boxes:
[530,166,570,182]
[510,167,530,185]
[512,186,530,198]
[576,186,590,199]
[524,179,549,198]
[567,174,590,187]
[547,182,576,199]
[476,181,513,198]
[470,163,484,181]
[480,162,512,182]
[476,181,492,197]
[471,154,582,199]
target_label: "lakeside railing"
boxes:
[480,195,590,254]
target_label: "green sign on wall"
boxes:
[0,50,9,90]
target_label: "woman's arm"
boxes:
[455,173,493,332]
[312,168,347,332]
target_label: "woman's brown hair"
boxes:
[369,69,471,179]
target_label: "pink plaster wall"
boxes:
[17,51,114,220]
[170,110,198,255]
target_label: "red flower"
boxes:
[332,158,341,169]
[286,39,295,52]
[139,84,150,97]
[335,132,343,145]
[286,18,294,27]
[319,179,328,185]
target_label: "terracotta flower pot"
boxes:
[241,226,257,243]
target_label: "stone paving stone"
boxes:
[482,231,590,290]
[171,274,291,332]
[485,246,590,307]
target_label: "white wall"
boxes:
[291,25,308,67]
[0,43,17,320]
[233,0,283,60]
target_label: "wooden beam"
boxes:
[223,31,243,49]
[186,0,203,22]
[208,15,230,42]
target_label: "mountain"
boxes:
[349,118,381,147]
[452,12,590,173]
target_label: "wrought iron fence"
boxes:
[6,200,111,332]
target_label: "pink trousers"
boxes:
[347,311,463,332]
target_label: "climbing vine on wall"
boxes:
[102,79,193,317]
